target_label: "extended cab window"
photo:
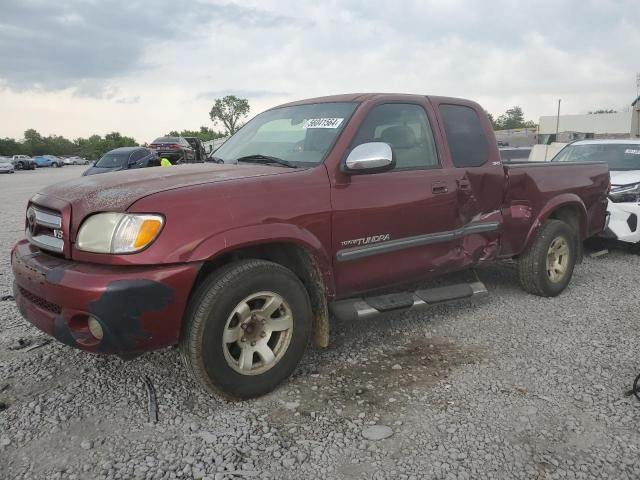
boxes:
[351,103,439,170]
[439,104,488,167]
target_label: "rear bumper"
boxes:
[11,240,201,354]
[154,151,183,161]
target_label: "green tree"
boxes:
[209,96,250,135]
[496,106,525,130]
[485,111,497,129]
[494,106,537,130]
[166,127,226,142]
[0,137,24,156]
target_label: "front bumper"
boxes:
[604,200,640,244]
[11,240,201,354]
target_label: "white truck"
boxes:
[11,155,35,170]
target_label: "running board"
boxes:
[329,281,488,321]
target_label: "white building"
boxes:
[538,97,640,140]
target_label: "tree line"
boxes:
[0,129,138,160]
[0,95,250,160]
[0,126,227,160]
[487,106,537,130]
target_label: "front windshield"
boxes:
[553,143,640,170]
[96,152,129,168]
[213,102,357,166]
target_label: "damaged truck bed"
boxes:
[11,93,610,398]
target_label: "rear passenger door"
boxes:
[129,150,146,168]
[330,101,463,297]
[434,102,505,265]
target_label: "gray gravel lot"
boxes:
[1,166,640,479]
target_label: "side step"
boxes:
[329,281,488,321]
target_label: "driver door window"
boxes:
[350,103,439,170]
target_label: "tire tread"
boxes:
[180,259,310,399]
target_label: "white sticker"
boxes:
[625,148,640,155]
[303,118,344,129]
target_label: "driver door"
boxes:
[330,101,462,297]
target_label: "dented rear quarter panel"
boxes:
[500,161,609,257]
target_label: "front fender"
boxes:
[186,223,335,295]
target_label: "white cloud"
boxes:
[0,0,638,142]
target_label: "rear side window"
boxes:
[439,104,488,167]
[131,150,146,162]
[351,103,439,170]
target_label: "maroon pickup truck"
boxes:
[11,94,609,398]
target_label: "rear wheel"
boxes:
[518,219,577,297]
[16,161,24,170]
[180,259,312,399]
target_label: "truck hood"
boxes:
[36,163,295,216]
[610,170,640,186]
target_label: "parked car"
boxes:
[499,147,532,162]
[11,154,36,170]
[63,156,88,166]
[12,93,609,399]
[184,137,206,162]
[82,147,159,176]
[32,155,64,168]
[552,139,640,245]
[0,156,15,173]
[148,136,196,163]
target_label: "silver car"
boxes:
[0,157,15,174]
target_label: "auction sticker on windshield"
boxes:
[625,149,640,155]
[304,118,344,129]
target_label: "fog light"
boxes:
[88,316,104,340]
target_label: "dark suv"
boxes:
[82,147,159,176]
[149,137,196,164]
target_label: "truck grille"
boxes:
[18,286,62,314]
[25,205,64,254]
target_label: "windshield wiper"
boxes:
[236,154,298,168]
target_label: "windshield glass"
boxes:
[96,152,129,168]
[153,137,180,143]
[213,102,357,166]
[553,143,640,170]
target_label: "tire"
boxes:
[518,219,577,297]
[180,259,313,399]
[16,161,24,170]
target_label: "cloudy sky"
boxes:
[1,0,638,143]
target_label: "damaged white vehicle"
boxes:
[553,139,640,244]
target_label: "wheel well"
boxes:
[547,204,584,239]
[192,242,331,347]
[547,204,585,262]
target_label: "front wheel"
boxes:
[518,219,577,297]
[180,259,312,399]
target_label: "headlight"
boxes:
[76,213,164,254]
[609,182,640,203]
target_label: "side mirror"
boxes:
[343,142,394,174]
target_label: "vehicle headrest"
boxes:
[380,125,417,149]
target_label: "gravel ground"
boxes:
[1,166,640,479]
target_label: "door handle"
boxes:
[457,179,471,191]
[432,182,448,194]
